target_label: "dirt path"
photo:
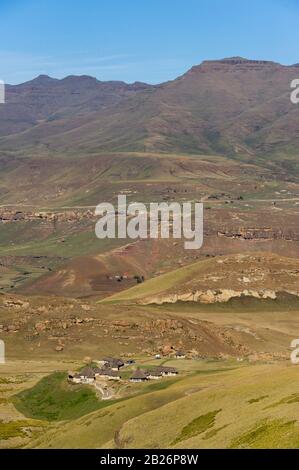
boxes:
[94,382,115,400]
[1,197,299,211]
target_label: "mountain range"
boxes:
[1,57,299,160]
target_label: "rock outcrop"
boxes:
[139,289,298,305]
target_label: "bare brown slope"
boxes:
[0,58,298,159]
[0,74,153,138]
[103,252,299,304]
[19,238,175,298]
[0,290,296,360]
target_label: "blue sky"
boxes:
[0,0,299,84]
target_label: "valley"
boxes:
[0,57,299,449]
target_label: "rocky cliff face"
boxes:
[139,288,295,305]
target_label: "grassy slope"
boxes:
[100,252,299,303]
[118,362,299,449]
[0,221,126,258]
[13,372,104,421]
[26,362,299,449]
[0,151,242,206]
[100,258,212,302]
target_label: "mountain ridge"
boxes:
[6,56,299,87]
[0,57,299,161]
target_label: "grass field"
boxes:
[1,358,299,449]
[101,252,299,304]
[13,372,104,421]
[23,361,299,449]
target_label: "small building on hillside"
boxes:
[130,369,149,382]
[96,368,121,381]
[99,357,125,371]
[75,366,96,384]
[147,368,163,380]
[93,367,103,377]
[159,366,178,377]
[174,350,186,359]
[68,372,82,384]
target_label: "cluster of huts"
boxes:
[69,356,178,385]
[69,357,125,384]
[130,366,178,382]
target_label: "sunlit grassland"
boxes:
[7,361,298,449]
